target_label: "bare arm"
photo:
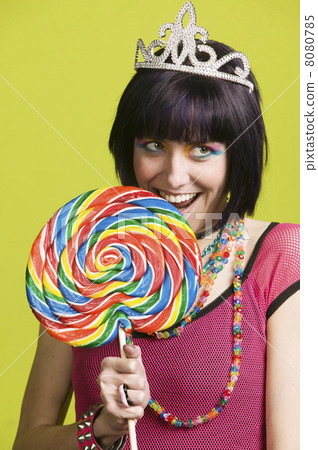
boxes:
[13,325,78,449]
[265,291,300,449]
[13,326,149,450]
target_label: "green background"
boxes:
[0,0,299,447]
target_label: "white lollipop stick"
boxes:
[118,326,138,450]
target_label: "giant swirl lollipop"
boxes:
[26,186,202,449]
[26,186,202,346]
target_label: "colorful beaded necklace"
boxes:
[126,219,245,427]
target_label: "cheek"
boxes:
[133,152,153,187]
[197,159,228,190]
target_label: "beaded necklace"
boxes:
[127,219,245,427]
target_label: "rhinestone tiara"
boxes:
[134,1,254,92]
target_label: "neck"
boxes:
[195,226,216,240]
[194,198,229,240]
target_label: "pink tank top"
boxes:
[72,222,299,449]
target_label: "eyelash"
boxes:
[191,146,222,159]
[138,140,223,159]
[143,141,165,152]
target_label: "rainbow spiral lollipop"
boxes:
[26,186,202,347]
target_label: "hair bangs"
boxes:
[130,72,235,145]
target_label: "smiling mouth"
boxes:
[159,190,200,209]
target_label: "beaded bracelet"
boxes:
[77,403,103,450]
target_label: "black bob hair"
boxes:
[109,40,268,230]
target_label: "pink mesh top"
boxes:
[72,222,300,449]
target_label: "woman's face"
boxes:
[133,138,228,234]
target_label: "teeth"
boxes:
[159,191,198,204]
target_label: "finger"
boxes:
[99,372,146,391]
[119,373,146,391]
[106,396,145,421]
[101,356,145,375]
[123,344,143,363]
[100,382,145,408]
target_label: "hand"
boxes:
[94,345,150,443]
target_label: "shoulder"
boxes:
[265,221,299,239]
[260,222,300,255]
[245,220,300,313]
[244,218,299,255]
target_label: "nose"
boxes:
[164,150,191,189]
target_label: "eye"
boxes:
[190,146,215,159]
[189,144,224,159]
[143,141,165,153]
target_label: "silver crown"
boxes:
[135,1,254,92]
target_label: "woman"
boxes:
[14,2,299,449]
